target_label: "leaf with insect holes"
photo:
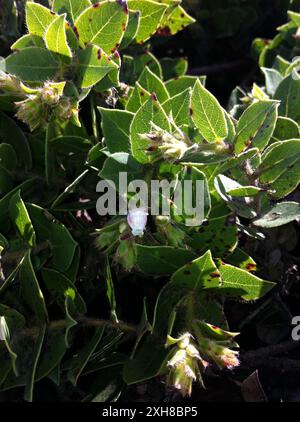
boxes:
[191,79,228,143]
[130,96,171,164]
[257,139,300,199]
[45,14,72,62]
[74,1,129,54]
[25,2,57,37]
[52,0,91,24]
[127,0,168,43]
[234,100,279,153]
[77,45,119,88]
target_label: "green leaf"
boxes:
[127,0,168,44]
[157,5,195,36]
[9,191,36,248]
[271,116,300,143]
[99,107,133,153]
[45,14,72,61]
[120,10,141,49]
[123,335,167,385]
[274,72,300,124]
[215,263,275,301]
[138,66,169,103]
[136,245,196,275]
[191,79,228,143]
[27,204,78,272]
[261,67,283,96]
[25,1,57,38]
[41,268,86,314]
[130,96,171,163]
[67,327,105,385]
[94,51,121,91]
[187,203,238,257]
[225,248,257,272]
[52,0,91,23]
[162,88,191,126]
[160,57,188,80]
[253,202,300,228]
[0,112,32,170]
[74,0,129,54]
[214,174,257,219]
[153,250,220,334]
[0,178,38,230]
[258,139,300,199]
[165,75,205,97]
[126,82,151,113]
[234,100,279,153]
[24,325,46,402]
[99,152,144,190]
[77,45,118,88]
[0,144,17,171]
[19,252,48,321]
[11,34,45,50]
[4,48,60,82]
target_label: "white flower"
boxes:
[127,208,148,237]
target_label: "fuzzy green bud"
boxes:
[15,97,45,132]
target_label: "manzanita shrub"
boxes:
[1,0,300,401]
